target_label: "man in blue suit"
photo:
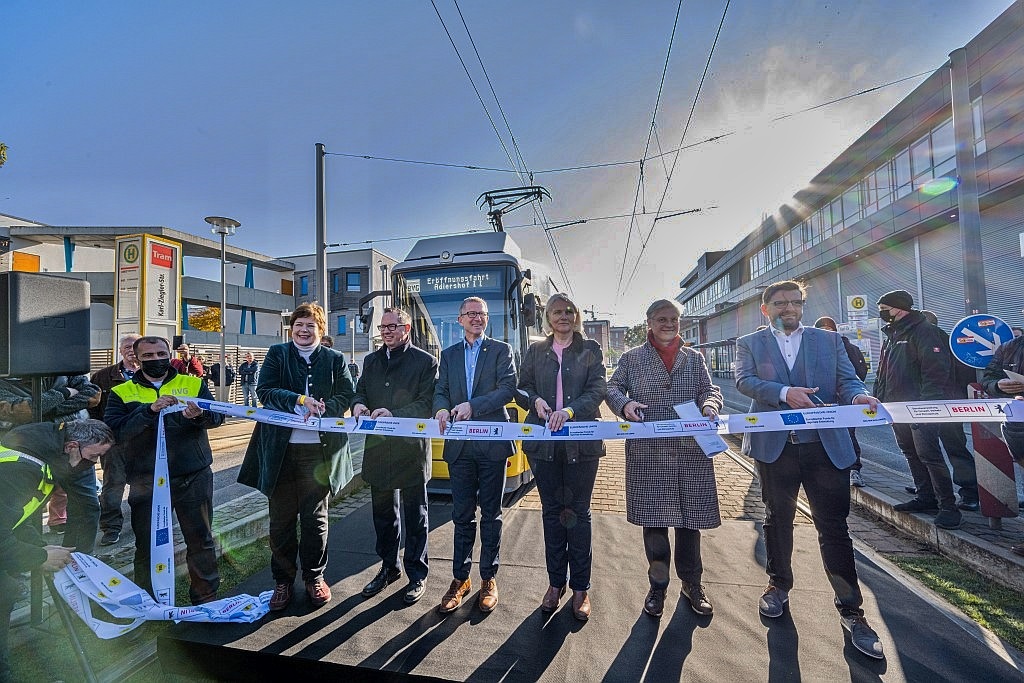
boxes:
[735,280,885,660]
[433,296,516,614]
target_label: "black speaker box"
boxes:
[0,272,91,377]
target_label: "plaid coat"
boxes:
[606,342,723,529]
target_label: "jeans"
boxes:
[938,422,979,502]
[892,423,956,510]
[643,527,703,589]
[449,440,506,581]
[530,447,599,591]
[99,444,128,534]
[129,467,219,605]
[371,484,429,582]
[269,444,331,584]
[58,466,101,555]
[241,382,258,407]
[757,442,863,616]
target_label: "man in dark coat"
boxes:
[89,332,140,546]
[0,419,114,683]
[813,317,868,487]
[433,296,516,614]
[352,308,437,605]
[874,290,962,530]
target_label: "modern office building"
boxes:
[677,1,1024,379]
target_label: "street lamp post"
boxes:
[206,216,241,403]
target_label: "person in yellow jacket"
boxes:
[0,418,114,683]
[103,335,224,606]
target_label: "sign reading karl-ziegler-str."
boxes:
[114,235,182,346]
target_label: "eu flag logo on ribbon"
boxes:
[781,413,806,425]
[155,529,170,546]
[359,420,377,431]
[550,426,569,437]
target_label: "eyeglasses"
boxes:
[769,299,805,309]
[377,323,404,332]
[460,311,488,319]
[550,307,576,318]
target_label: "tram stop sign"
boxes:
[949,314,1013,368]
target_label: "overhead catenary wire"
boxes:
[325,68,934,175]
[615,0,685,302]
[619,0,731,301]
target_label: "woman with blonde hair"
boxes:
[518,293,607,621]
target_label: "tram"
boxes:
[390,231,554,492]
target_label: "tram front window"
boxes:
[394,266,517,357]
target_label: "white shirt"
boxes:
[771,324,804,403]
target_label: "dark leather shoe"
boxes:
[269,582,293,612]
[643,587,665,618]
[479,578,498,613]
[572,590,591,621]
[541,585,566,613]
[438,578,472,614]
[957,500,980,511]
[1011,544,1024,558]
[404,580,426,605]
[305,577,332,608]
[680,581,713,616]
[894,498,939,512]
[934,508,963,529]
[362,566,402,597]
[99,530,120,546]
[904,485,917,494]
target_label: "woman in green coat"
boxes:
[238,303,355,612]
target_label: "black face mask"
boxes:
[68,445,96,476]
[141,358,171,378]
[879,310,896,323]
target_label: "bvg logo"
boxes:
[745,416,758,424]
[520,425,533,435]
[619,423,631,432]
[862,407,877,418]
[155,563,167,574]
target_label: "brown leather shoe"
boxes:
[438,578,472,614]
[479,578,498,613]
[305,577,332,608]
[269,582,293,612]
[541,585,566,613]
[572,590,591,621]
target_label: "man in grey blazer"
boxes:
[735,280,885,660]
[433,296,516,614]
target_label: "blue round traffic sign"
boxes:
[949,314,1013,368]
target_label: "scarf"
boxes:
[648,330,681,372]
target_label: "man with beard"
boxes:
[735,280,884,660]
[352,308,438,605]
[104,336,223,605]
[0,418,114,683]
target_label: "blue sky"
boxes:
[2,0,1014,323]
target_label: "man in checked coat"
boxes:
[735,279,884,660]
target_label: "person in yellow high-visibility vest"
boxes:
[0,418,114,683]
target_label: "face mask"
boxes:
[141,358,171,377]
[879,310,895,323]
[67,445,96,475]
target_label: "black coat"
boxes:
[352,341,438,489]
[874,311,951,402]
[518,333,606,463]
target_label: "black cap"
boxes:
[877,290,914,311]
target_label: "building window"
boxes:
[680,275,730,316]
[337,314,347,335]
[332,273,341,293]
[893,149,912,199]
[931,117,956,176]
[828,197,843,236]
[910,133,933,188]
[874,163,892,210]
[346,272,361,292]
[299,275,309,296]
[972,97,986,156]
[841,184,861,228]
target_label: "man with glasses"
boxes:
[352,308,438,605]
[735,280,885,660]
[433,296,517,614]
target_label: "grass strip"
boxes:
[886,553,1024,652]
[10,536,271,682]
